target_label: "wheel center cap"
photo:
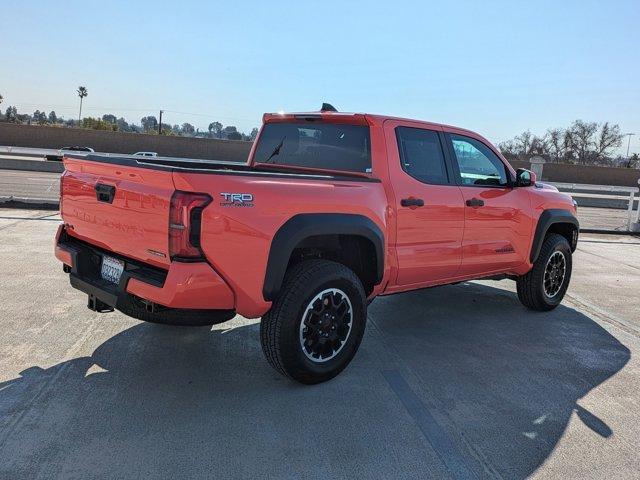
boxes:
[320,312,333,332]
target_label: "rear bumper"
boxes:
[54,225,235,311]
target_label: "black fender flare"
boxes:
[530,209,579,263]
[262,213,384,301]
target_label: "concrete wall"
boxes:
[541,163,639,187]
[0,123,252,162]
[509,159,639,187]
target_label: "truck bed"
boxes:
[67,153,376,181]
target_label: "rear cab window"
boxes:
[253,122,371,173]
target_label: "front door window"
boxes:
[450,134,508,187]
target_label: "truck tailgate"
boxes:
[61,156,174,269]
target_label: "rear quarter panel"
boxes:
[173,172,389,318]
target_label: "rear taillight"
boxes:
[169,191,212,260]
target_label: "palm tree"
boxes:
[77,86,88,123]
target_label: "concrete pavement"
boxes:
[0,170,60,209]
[0,209,639,479]
[0,146,58,157]
[0,170,60,200]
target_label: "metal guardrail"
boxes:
[550,181,640,231]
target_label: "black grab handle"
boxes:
[401,198,425,207]
[465,198,485,207]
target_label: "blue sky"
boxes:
[1,0,639,153]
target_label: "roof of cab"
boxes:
[263,110,482,138]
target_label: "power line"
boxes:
[162,109,255,122]
[9,103,154,112]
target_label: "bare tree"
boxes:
[515,130,533,154]
[77,86,88,122]
[498,119,627,166]
[529,134,549,156]
[497,139,517,156]
[594,122,623,161]
[561,120,624,165]
[546,128,568,162]
[565,120,597,164]
[626,153,639,169]
[498,130,547,158]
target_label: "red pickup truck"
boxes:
[55,106,578,384]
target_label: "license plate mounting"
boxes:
[100,255,124,284]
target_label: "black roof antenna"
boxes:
[320,103,338,112]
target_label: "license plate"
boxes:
[100,255,125,284]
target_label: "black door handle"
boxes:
[95,183,116,204]
[465,198,484,207]
[401,197,424,207]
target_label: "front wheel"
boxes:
[517,233,573,311]
[260,260,367,384]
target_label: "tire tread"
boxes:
[517,233,571,311]
[260,259,366,383]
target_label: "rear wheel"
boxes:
[260,260,367,384]
[517,233,572,311]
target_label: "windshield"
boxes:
[253,122,371,173]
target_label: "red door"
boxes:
[384,120,465,287]
[444,132,532,276]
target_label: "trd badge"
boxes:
[219,193,254,207]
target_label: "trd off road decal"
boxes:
[219,193,254,207]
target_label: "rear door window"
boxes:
[253,122,371,173]
[395,127,449,184]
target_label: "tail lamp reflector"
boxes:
[169,191,211,259]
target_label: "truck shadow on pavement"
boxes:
[0,282,630,479]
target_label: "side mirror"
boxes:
[516,168,536,187]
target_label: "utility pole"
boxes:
[158,110,163,135]
[624,132,635,159]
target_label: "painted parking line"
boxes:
[383,370,478,480]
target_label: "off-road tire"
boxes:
[260,259,367,384]
[517,233,572,311]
